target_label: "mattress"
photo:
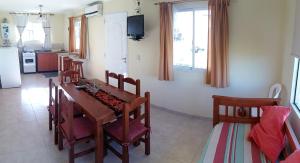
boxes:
[199,123,271,163]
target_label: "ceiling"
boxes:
[0,0,108,13]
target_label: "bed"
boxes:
[199,95,300,163]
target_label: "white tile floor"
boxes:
[0,74,212,163]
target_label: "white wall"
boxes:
[64,0,285,118]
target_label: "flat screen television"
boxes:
[127,15,144,41]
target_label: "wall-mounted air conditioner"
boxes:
[84,1,103,17]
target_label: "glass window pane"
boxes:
[295,62,300,107]
[21,22,45,43]
[173,11,193,68]
[194,10,208,69]
[74,20,81,50]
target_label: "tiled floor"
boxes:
[0,74,212,163]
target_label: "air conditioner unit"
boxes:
[84,2,103,17]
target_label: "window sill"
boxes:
[173,66,206,72]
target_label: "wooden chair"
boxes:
[62,57,73,71]
[105,70,123,89]
[60,70,81,84]
[120,77,141,97]
[71,60,84,79]
[48,78,58,144]
[104,92,151,163]
[58,89,95,163]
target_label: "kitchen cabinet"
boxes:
[37,52,58,72]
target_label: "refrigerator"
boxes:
[0,47,22,88]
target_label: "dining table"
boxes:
[59,79,139,163]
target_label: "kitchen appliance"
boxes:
[0,47,21,88]
[23,52,36,73]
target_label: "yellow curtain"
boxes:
[79,15,87,59]
[159,2,174,81]
[206,0,230,88]
[68,17,75,52]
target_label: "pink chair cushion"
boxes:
[280,150,300,163]
[49,105,56,116]
[248,106,291,162]
[105,119,148,142]
[61,117,93,140]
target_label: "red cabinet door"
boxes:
[37,53,58,72]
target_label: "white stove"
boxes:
[23,52,36,73]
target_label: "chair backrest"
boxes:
[268,83,282,98]
[105,70,123,89]
[58,89,74,141]
[63,57,73,72]
[71,61,84,78]
[121,77,141,96]
[49,78,58,109]
[60,70,81,84]
[122,92,150,142]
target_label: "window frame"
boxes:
[292,58,300,112]
[173,2,208,70]
[16,21,45,44]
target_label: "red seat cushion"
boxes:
[61,117,93,140]
[49,105,56,116]
[104,119,148,142]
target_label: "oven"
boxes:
[22,52,36,73]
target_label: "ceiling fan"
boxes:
[9,4,54,19]
[38,4,44,18]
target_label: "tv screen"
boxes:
[127,15,144,40]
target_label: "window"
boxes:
[74,18,81,51]
[293,58,300,110]
[16,22,45,43]
[173,2,208,69]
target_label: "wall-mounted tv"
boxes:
[127,15,144,41]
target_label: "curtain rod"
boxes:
[70,15,83,19]
[9,12,54,16]
[154,0,200,5]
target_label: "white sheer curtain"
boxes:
[42,15,52,49]
[14,14,28,47]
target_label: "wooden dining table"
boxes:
[60,79,138,163]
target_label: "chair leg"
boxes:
[133,139,141,147]
[54,121,58,145]
[122,144,129,163]
[104,135,108,156]
[69,145,74,163]
[145,133,150,155]
[58,128,63,150]
[49,112,52,131]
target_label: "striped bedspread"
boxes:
[199,123,271,163]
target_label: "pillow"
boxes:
[248,106,291,162]
[280,150,300,163]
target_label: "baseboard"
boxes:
[150,104,212,121]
